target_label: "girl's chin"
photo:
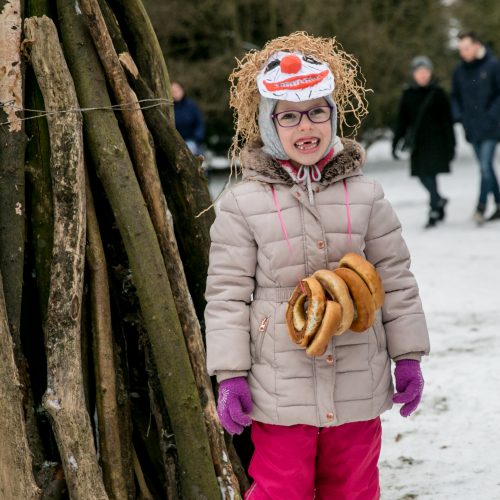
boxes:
[289,148,327,166]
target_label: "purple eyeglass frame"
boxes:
[271,104,333,127]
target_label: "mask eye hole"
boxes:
[265,59,281,73]
[303,55,321,65]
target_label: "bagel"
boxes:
[286,277,326,346]
[313,269,354,335]
[334,267,376,332]
[306,300,342,357]
[339,253,385,309]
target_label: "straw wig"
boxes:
[228,31,369,164]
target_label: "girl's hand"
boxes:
[392,360,424,417]
[217,376,253,434]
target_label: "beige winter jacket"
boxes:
[205,139,430,427]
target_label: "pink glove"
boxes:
[217,377,253,435]
[392,359,424,417]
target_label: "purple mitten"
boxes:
[217,377,253,435]
[392,360,424,417]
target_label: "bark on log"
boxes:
[144,344,181,499]
[2,0,48,483]
[98,0,214,324]
[97,0,214,323]
[0,271,41,500]
[25,65,53,322]
[25,0,54,325]
[0,0,26,354]
[56,4,220,498]
[106,0,173,122]
[94,7,241,495]
[79,0,174,323]
[126,71,215,321]
[86,172,132,500]
[24,16,108,500]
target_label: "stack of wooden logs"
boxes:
[0,0,245,498]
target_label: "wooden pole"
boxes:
[0,271,41,499]
[0,0,26,356]
[86,172,133,500]
[107,0,173,122]
[24,16,108,499]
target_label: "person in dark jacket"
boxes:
[393,56,455,228]
[451,31,500,224]
[171,81,205,155]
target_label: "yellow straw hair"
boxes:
[228,31,369,167]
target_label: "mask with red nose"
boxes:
[257,51,338,161]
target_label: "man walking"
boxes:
[452,31,500,224]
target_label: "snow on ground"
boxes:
[365,141,500,500]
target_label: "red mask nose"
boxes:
[280,54,302,74]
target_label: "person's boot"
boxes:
[487,204,500,221]
[425,209,440,228]
[474,205,486,226]
[437,198,448,221]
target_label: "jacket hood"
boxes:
[240,138,366,186]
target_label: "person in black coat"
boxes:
[393,56,455,228]
[452,31,500,224]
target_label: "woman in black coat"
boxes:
[393,56,456,228]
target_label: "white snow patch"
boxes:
[68,455,78,471]
[46,398,61,411]
[217,477,236,500]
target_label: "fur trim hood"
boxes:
[240,138,366,186]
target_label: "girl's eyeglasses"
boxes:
[272,105,333,128]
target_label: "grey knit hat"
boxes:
[258,94,338,160]
[411,55,433,71]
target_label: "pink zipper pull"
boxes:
[258,317,269,332]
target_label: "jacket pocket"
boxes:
[255,316,270,361]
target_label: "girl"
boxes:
[205,33,430,500]
[392,55,455,228]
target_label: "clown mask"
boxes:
[257,51,335,102]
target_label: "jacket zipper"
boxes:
[256,316,269,360]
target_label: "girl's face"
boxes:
[273,97,332,166]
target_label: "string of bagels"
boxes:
[286,252,385,357]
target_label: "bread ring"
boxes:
[286,277,326,346]
[313,269,354,335]
[339,253,385,309]
[334,267,376,332]
[306,301,342,356]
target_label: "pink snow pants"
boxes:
[244,417,381,500]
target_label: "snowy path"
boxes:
[367,153,500,500]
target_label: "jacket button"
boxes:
[317,240,325,249]
[326,355,334,364]
[326,412,334,421]
[294,191,301,198]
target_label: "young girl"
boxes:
[205,32,430,500]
